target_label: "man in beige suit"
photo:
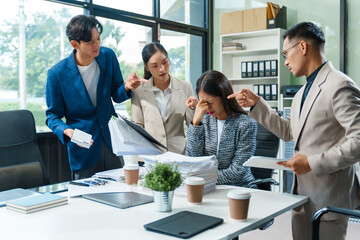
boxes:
[229,22,360,240]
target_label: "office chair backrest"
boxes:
[0,162,45,191]
[252,123,280,191]
[0,110,47,190]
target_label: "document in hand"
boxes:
[108,116,164,156]
[243,156,290,170]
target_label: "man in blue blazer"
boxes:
[46,15,146,179]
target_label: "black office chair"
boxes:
[312,206,360,240]
[0,110,48,191]
[247,123,280,190]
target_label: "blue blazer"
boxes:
[45,47,130,171]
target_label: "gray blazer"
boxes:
[131,76,194,154]
[186,114,257,186]
[249,61,360,220]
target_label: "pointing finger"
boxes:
[227,93,237,99]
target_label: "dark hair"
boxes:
[66,15,103,43]
[283,22,325,51]
[141,42,169,79]
[196,70,247,116]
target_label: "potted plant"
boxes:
[144,162,182,212]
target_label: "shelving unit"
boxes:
[220,29,291,193]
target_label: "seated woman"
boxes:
[186,70,257,186]
[131,42,194,154]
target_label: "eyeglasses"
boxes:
[281,42,300,60]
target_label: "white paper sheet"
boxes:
[243,156,291,170]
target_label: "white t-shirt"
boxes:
[153,80,172,122]
[77,59,99,106]
[217,119,226,154]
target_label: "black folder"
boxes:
[252,61,259,77]
[247,61,253,78]
[118,115,167,150]
[144,211,223,239]
[241,62,247,78]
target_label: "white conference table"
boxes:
[0,185,308,240]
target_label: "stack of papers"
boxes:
[6,193,68,214]
[108,116,164,156]
[141,152,218,196]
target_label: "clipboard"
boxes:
[119,115,167,150]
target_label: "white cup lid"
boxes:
[123,164,139,170]
[185,177,205,185]
[227,190,251,199]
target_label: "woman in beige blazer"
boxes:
[131,42,194,154]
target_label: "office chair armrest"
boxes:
[312,206,360,240]
[247,178,279,189]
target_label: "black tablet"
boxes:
[144,211,223,239]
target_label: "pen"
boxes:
[69,181,90,187]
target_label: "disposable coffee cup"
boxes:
[227,190,251,221]
[185,177,206,204]
[123,164,140,185]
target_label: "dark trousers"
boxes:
[72,140,124,180]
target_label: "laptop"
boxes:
[144,211,224,239]
[82,192,153,209]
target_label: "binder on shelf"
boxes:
[271,84,278,100]
[265,60,271,77]
[247,62,252,78]
[241,62,247,78]
[258,84,265,98]
[253,84,259,95]
[252,61,259,77]
[264,84,271,100]
[258,61,265,77]
[271,60,278,76]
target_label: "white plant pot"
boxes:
[152,190,174,212]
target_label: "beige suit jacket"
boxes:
[131,76,194,154]
[249,61,360,220]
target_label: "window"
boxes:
[160,29,202,91]
[93,0,153,16]
[0,0,210,132]
[160,0,205,28]
[0,0,82,131]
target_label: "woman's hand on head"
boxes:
[125,73,149,91]
[192,99,208,126]
[186,96,198,110]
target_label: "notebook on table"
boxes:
[6,193,68,214]
[144,211,223,239]
[0,188,41,207]
[82,192,153,209]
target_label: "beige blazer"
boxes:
[131,76,194,154]
[250,61,360,220]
